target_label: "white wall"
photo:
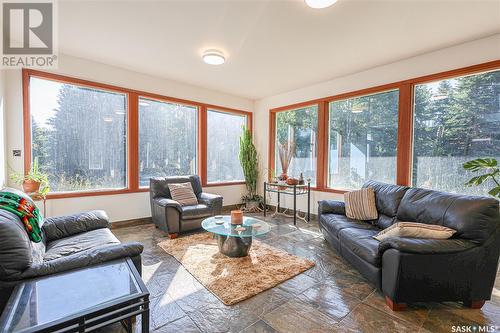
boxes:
[254,34,500,215]
[0,70,6,187]
[5,54,253,222]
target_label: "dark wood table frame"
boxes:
[263,181,311,225]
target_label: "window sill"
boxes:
[204,181,246,187]
[45,181,247,199]
[46,188,132,200]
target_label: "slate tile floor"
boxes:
[107,214,500,333]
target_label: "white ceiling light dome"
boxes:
[202,49,225,65]
[305,0,338,9]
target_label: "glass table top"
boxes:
[202,216,271,237]
[0,259,145,332]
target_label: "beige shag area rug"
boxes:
[158,232,315,305]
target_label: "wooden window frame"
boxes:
[22,69,252,199]
[268,103,321,187]
[269,60,500,194]
[136,94,200,191]
[204,107,253,187]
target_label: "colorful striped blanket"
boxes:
[0,191,43,242]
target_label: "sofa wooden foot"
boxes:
[385,296,406,311]
[167,233,178,239]
[464,300,485,309]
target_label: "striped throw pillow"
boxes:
[168,182,198,206]
[344,187,378,221]
[374,222,456,241]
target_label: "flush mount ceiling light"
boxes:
[202,49,225,65]
[305,0,338,9]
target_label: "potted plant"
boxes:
[239,126,262,210]
[10,157,50,194]
[463,158,500,198]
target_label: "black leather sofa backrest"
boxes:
[150,175,203,199]
[362,180,409,229]
[0,188,45,280]
[0,210,34,280]
[397,187,500,244]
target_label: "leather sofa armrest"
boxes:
[43,210,110,242]
[381,235,498,303]
[198,192,223,207]
[318,200,345,215]
[153,197,182,212]
[16,242,144,281]
[379,238,476,254]
[198,192,223,215]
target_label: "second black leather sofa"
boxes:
[318,180,500,310]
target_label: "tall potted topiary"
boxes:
[239,126,262,210]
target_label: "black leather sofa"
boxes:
[318,180,500,310]
[150,175,223,238]
[0,188,144,314]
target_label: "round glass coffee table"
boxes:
[202,216,271,257]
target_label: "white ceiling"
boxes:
[59,0,500,100]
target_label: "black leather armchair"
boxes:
[0,189,143,314]
[149,175,223,238]
[318,180,500,311]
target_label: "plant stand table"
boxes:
[0,258,149,333]
[263,181,311,226]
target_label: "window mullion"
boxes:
[128,93,139,191]
[316,101,328,190]
[396,83,413,186]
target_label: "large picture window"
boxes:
[328,90,399,189]
[24,70,252,198]
[29,77,127,192]
[269,61,500,196]
[412,69,500,195]
[138,97,198,187]
[207,110,247,183]
[275,106,318,185]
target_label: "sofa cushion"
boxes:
[377,214,396,230]
[362,180,409,229]
[181,204,212,220]
[44,228,120,261]
[339,228,382,267]
[168,182,198,206]
[344,188,378,220]
[373,222,456,242]
[397,188,500,244]
[320,213,378,239]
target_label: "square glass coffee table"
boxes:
[202,216,271,257]
[0,258,149,333]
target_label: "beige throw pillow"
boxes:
[168,182,198,206]
[344,187,378,221]
[374,222,456,242]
